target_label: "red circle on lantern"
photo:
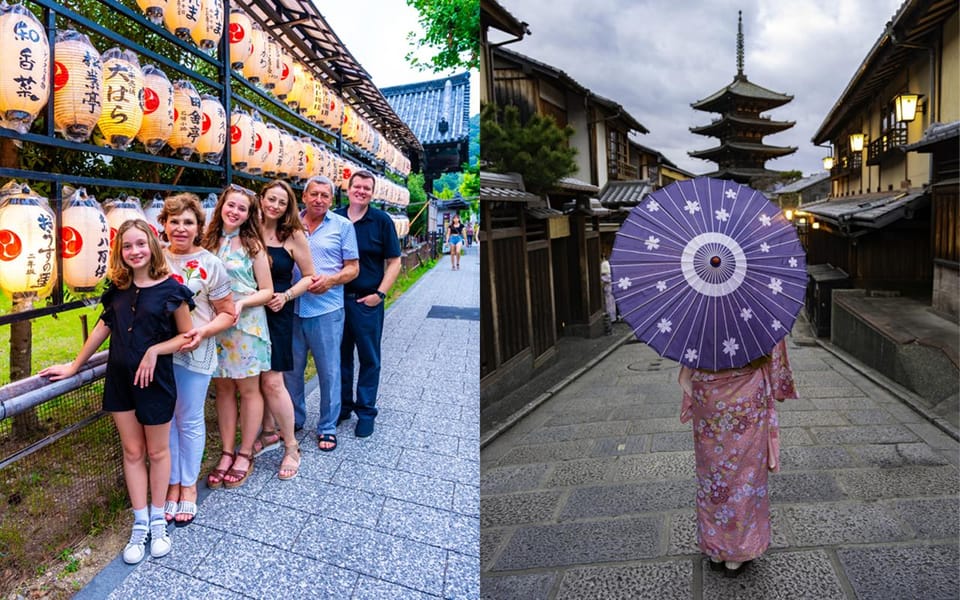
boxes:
[343,168,352,179]
[202,112,211,134]
[268,141,273,153]
[0,229,22,261]
[173,107,179,122]
[54,62,69,90]
[61,226,83,258]
[254,133,262,151]
[282,63,290,79]
[143,88,160,114]
[230,125,241,144]
[229,22,245,44]
[109,228,117,246]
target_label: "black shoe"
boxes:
[294,424,303,433]
[355,419,374,438]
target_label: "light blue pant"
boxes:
[284,309,344,435]
[169,365,211,487]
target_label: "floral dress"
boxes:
[214,233,271,378]
[679,339,796,563]
[166,248,232,376]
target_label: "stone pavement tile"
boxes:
[848,442,951,468]
[650,431,694,452]
[193,534,358,598]
[444,551,480,599]
[778,445,858,470]
[787,356,832,371]
[296,517,447,595]
[106,563,246,600]
[457,437,479,462]
[887,497,960,539]
[491,517,661,571]
[480,527,507,571]
[626,417,690,435]
[378,498,478,555]
[592,435,650,457]
[779,427,814,445]
[616,402,685,419]
[768,472,847,502]
[193,493,310,550]
[480,490,563,528]
[668,509,790,555]
[378,386,426,405]
[520,421,631,444]
[784,502,911,545]
[809,396,876,409]
[421,387,476,407]
[279,444,344,483]
[842,408,897,425]
[544,407,615,426]
[315,433,403,469]
[375,407,417,430]
[479,573,556,600]
[259,479,385,528]
[453,482,479,517]
[496,440,596,466]
[376,423,460,457]
[544,458,613,487]
[481,463,551,494]
[878,402,926,423]
[701,550,846,599]
[332,460,455,510]
[398,448,479,485]
[774,398,818,411]
[554,560,693,600]
[793,371,856,387]
[560,480,695,520]
[809,424,919,445]
[352,576,440,600]
[778,410,848,427]
[835,465,960,499]
[904,422,959,450]
[838,543,959,600]
[607,451,696,482]
[410,413,479,440]
[159,523,226,576]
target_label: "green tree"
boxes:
[406,172,428,237]
[405,0,479,72]
[481,104,578,195]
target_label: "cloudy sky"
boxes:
[489,0,905,176]
[318,1,480,115]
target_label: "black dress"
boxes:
[100,278,194,425]
[266,244,295,371]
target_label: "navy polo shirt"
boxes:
[334,204,401,295]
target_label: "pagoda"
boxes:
[689,11,796,183]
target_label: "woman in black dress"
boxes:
[257,180,315,479]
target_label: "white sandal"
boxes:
[174,500,197,528]
[163,500,178,522]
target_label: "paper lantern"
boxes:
[285,61,307,111]
[319,83,342,131]
[164,0,201,41]
[191,0,223,54]
[196,93,225,164]
[136,0,165,24]
[241,22,267,84]
[143,194,164,237]
[0,181,57,298]
[227,8,253,69]
[339,159,357,191]
[246,111,268,174]
[341,104,356,142]
[61,187,109,292]
[261,122,280,176]
[137,64,174,154]
[274,49,294,100]
[200,192,216,226]
[0,3,50,134]
[262,33,281,90]
[280,132,301,180]
[229,108,254,169]
[301,74,319,120]
[300,138,317,179]
[97,48,143,150]
[53,30,103,143]
[104,196,147,247]
[169,79,202,157]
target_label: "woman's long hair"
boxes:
[202,185,266,258]
[260,179,304,243]
[108,219,170,289]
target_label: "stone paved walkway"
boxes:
[480,326,960,600]
[78,245,480,600]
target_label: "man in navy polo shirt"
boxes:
[334,169,401,438]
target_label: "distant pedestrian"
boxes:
[41,219,195,564]
[334,169,402,438]
[600,254,616,324]
[466,222,474,247]
[446,214,465,270]
[678,338,796,577]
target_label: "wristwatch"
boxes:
[375,290,386,300]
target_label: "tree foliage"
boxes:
[406,172,428,237]
[405,0,479,72]
[480,104,578,195]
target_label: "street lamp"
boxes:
[849,133,866,153]
[822,155,834,170]
[894,93,921,123]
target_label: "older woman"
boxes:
[160,193,235,525]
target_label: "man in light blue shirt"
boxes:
[284,175,358,451]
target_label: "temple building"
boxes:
[689,11,797,183]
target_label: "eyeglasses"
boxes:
[228,183,257,198]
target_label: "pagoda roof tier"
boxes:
[690,113,795,137]
[689,141,797,161]
[692,76,793,112]
[702,167,787,184]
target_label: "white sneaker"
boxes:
[725,561,743,570]
[150,520,172,558]
[122,523,149,564]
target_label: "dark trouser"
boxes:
[340,295,385,422]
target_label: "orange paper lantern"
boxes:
[53,30,103,143]
[169,79,202,158]
[227,9,253,69]
[0,3,50,134]
[0,181,56,298]
[137,64,174,154]
[97,48,143,150]
[196,93,225,164]
[319,83,342,131]
[229,108,254,170]
[301,74,319,120]
[261,122,281,177]
[61,187,109,292]
[136,0,165,24]
[246,111,268,175]
[191,0,223,54]
[241,22,267,84]
[164,0,201,41]
[285,61,307,111]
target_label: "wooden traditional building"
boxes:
[689,11,797,183]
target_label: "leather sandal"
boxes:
[278,442,301,480]
[223,450,255,489]
[206,451,234,489]
[253,429,283,456]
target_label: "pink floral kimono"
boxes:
[678,339,796,563]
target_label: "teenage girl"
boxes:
[446,214,465,270]
[41,219,195,565]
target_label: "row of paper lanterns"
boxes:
[0,179,409,299]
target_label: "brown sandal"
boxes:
[278,442,301,481]
[223,450,255,489]
[253,429,283,455]
[206,451,234,489]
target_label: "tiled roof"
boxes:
[554,176,600,194]
[902,120,960,152]
[692,76,793,110]
[479,171,540,203]
[776,172,831,194]
[803,189,928,229]
[381,73,471,146]
[598,180,654,207]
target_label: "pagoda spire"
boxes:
[736,10,744,78]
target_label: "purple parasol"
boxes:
[610,177,806,371]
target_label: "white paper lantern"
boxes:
[104,196,147,247]
[53,30,103,143]
[191,0,223,54]
[61,188,109,292]
[143,194,165,237]
[0,181,57,298]
[0,3,50,134]
[196,93,225,164]
[169,79,202,158]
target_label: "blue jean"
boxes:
[284,309,344,434]
[340,297,385,422]
[169,365,211,487]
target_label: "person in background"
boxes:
[334,169,401,438]
[41,219,194,564]
[465,221,474,247]
[600,254,617,325]
[283,175,358,452]
[446,214,465,270]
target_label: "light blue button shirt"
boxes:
[294,210,359,317]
